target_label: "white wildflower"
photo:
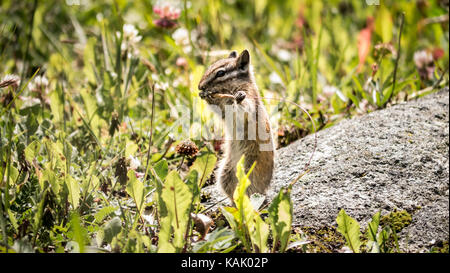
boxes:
[21,97,41,108]
[269,71,283,85]
[123,24,139,40]
[29,75,49,93]
[277,49,292,62]
[364,76,380,104]
[413,50,433,69]
[151,73,159,82]
[323,84,347,102]
[142,213,156,225]
[322,85,338,98]
[357,99,370,114]
[413,49,435,80]
[372,89,377,104]
[129,155,141,170]
[335,89,347,102]
[207,50,230,58]
[0,74,20,89]
[96,13,104,22]
[155,81,169,90]
[173,77,181,88]
[120,24,142,56]
[172,28,189,45]
[172,27,192,53]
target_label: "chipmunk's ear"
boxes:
[228,50,237,58]
[237,49,250,70]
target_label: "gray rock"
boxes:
[204,87,449,253]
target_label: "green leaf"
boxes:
[234,155,255,202]
[82,174,99,195]
[83,37,98,83]
[189,150,217,187]
[7,210,18,233]
[126,170,145,214]
[367,211,381,242]
[192,228,236,253]
[157,215,176,253]
[221,207,240,232]
[80,88,100,137]
[66,174,80,209]
[229,155,268,253]
[49,89,63,123]
[125,142,139,158]
[94,206,118,223]
[252,214,269,253]
[375,6,393,43]
[6,165,19,187]
[233,156,254,231]
[69,212,86,253]
[377,226,393,253]
[186,170,200,202]
[25,114,39,137]
[103,217,122,244]
[24,140,40,163]
[154,161,172,252]
[154,159,169,181]
[336,209,361,253]
[268,187,293,252]
[42,168,60,195]
[366,211,381,253]
[158,170,193,252]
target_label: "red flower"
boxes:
[357,17,374,73]
[154,18,177,28]
[432,48,445,61]
[153,2,180,29]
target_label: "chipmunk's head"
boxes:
[198,49,253,104]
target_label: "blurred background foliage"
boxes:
[1,0,448,144]
[0,0,448,252]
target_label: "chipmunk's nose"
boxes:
[198,82,207,98]
[198,81,205,91]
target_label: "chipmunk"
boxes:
[198,49,274,200]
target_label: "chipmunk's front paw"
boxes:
[234,91,246,103]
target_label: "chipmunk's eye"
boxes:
[216,70,226,78]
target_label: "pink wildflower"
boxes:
[153,2,181,28]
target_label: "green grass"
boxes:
[0,0,448,253]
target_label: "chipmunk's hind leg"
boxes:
[245,152,274,196]
[217,163,239,201]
